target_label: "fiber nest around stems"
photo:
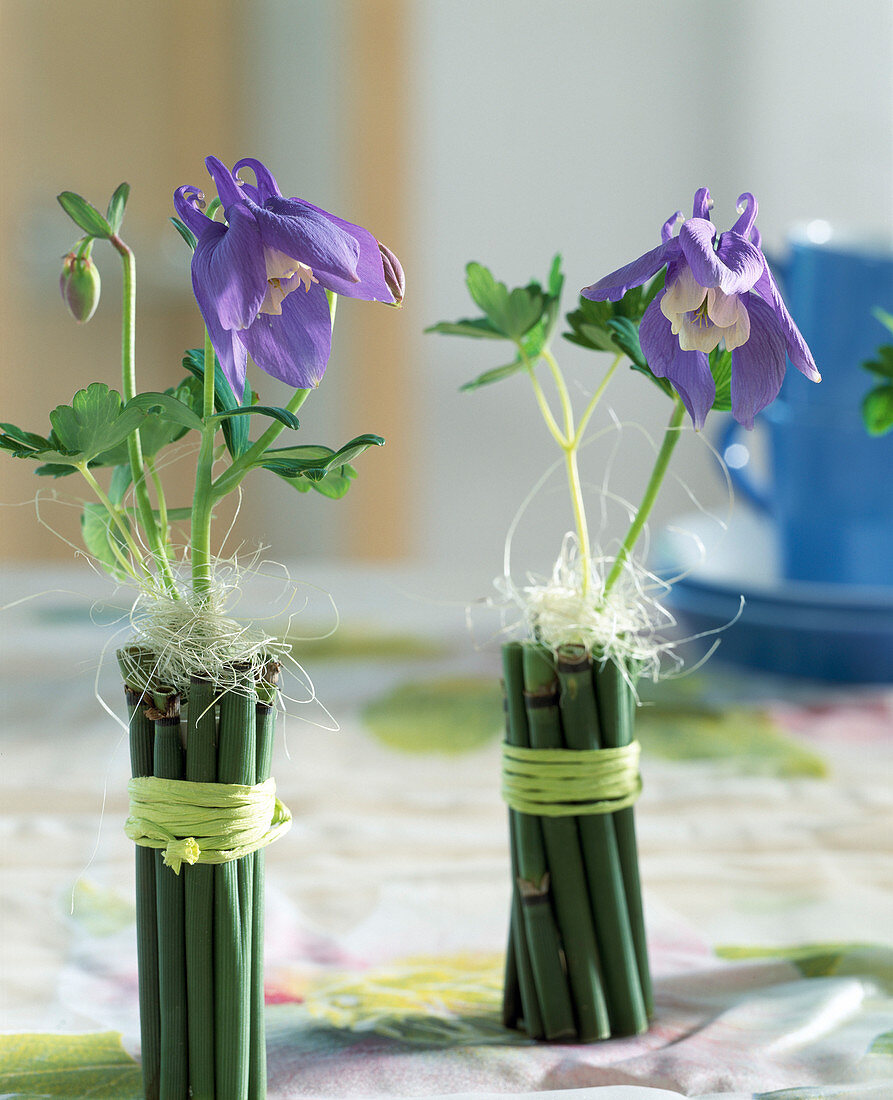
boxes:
[507,533,677,681]
[123,566,291,696]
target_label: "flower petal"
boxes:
[236,280,333,389]
[677,312,724,354]
[191,206,267,332]
[640,296,714,428]
[234,157,282,203]
[174,185,211,236]
[751,265,821,381]
[204,156,246,211]
[714,231,764,293]
[252,197,361,286]
[729,292,787,427]
[678,218,723,288]
[731,192,758,238]
[705,286,740,328]
[661,263,707,323]
[581,240,679,302]
[691,187,712,220]
[202,302,249,398]
[296,200,396,302]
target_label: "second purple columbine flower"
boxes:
[175,156,403,396]
[582,188,820,429]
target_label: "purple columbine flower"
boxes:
[174,156,401,395]
[581,188,820,429]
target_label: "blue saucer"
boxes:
[655,512,893,684]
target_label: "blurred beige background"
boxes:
[1,1,891,595]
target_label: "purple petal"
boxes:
[751,265,821,381]
[714,231,764,293]
[202,302,249,397]
[204,156,246,211]
[234,157,282,203]
[174,186,210,236]
[236,280,332,389]
[252,197,361,286]
[731,192,758,237]
[691,188,712,220]
[641,296,714,429]
[297,199,396,302]
[582,239,679,302]
[661,210,683,243]
[678,218,722,288]
[729,293,787,427]
[191,206,267,332]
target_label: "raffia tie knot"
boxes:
[125,775,292,874]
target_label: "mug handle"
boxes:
[718,416,774,514]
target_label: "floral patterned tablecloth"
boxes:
[1,565,892,1100]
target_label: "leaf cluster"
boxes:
[861,309,893,436]
[425,257,565,390]
[58,182,130,240]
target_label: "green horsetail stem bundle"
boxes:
[501,640,651,1041]
[186,676,218,1100]
[124,683,161,1100]
[215,669,256,1099]
[120,649,281,1099]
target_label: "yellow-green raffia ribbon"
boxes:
[125,776,292,873]
[501,741,642,817]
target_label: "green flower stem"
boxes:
[109,234,178,596]
[565,445,593,595]
[541,348,574,440]
[78,463,148,579]
[209,387,311,502]
[146,457,169,545]
[521,349,567,448]
[572,353,623,448]
[602,399,685,597]
[190,328,219,601]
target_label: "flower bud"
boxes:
[378,241,405,306]
[60,250,101,323]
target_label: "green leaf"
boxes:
[105,182,130,235]
[261,433,384,477]
[57,191,113,239]
[209,405,300,431]
[862,383,893,436]
[606,316,647,370]
[862,343,893,380]
[109,464,132,506]
[0,422,52,456]
[43,383,146,466]
[182,347,251,458]
[125,391,205,433]
[465,262,544,339]
[274,462,358,499]
[170,216,198,251]
[459,358,525,391]
[424,318,505,340]
[81,503,131,578]
[709,348,733,411]
[0,1030,143,1098]
[873,306,893,336]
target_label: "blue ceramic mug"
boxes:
[724,228,893,588]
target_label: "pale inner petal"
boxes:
[260,248,318,316]
[706,287,741,328]
[721,297,751,351]
[661,264,707,324]
[677,305,724,353]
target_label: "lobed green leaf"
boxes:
[862,344,893,381]
[45,383,146,466]
[209,405,300,430]
[182,347,251,458]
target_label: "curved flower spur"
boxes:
[582,188,820,429]
[175,155,403,396]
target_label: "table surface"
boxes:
[1,563,892,1100]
